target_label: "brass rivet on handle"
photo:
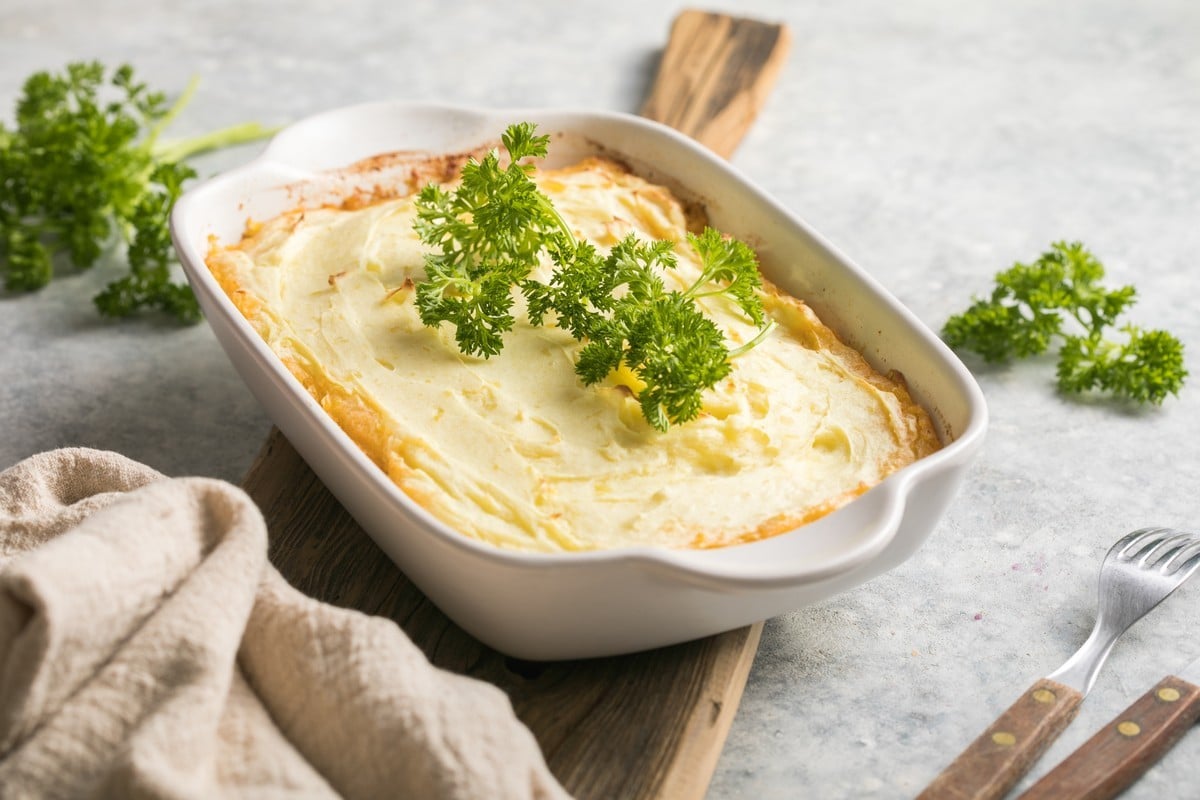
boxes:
[1117,721,1141,737]
[1032,688,1056,704]
[991,732,1016,746]
[1157,687,1181,703]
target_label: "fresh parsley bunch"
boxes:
[0,61,275,321]
[413,122,774,431]
[942,241,1186,404]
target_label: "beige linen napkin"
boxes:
[0,448,571,799]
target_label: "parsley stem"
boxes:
[536,193,577,246]
[146,74,199,147]
[154,121,281,164]
[727,320,777,358]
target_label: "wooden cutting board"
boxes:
[241,11,790,799]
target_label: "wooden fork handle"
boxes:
[917,678,1084,800]
[1018,676,1200,800]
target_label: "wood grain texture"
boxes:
[640,9,791,158]
[1018,676,1200,800]
[917,678,1084,800]
[243,428,763,800]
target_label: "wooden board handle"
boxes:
[917,678,1084,800]
[1017,676,1200,800]
[640,9,791,158]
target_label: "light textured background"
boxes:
[3,1,1199,797]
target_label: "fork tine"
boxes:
[1160,540,1200,575]
[1139,531,1200,568]
[1117,527,1175,559]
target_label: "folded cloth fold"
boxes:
[0,448,570,800]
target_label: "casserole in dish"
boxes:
[172,102,987,659]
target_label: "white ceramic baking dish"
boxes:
[171,102,988,660]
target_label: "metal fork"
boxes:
[918,527,1200,800]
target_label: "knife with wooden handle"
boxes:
[1017,654,1200,800]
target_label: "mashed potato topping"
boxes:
[207,156,940,552]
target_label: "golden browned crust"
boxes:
[206,156,942,551]
[687,487,868,549]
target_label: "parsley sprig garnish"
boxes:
[413,122,774,431]
[0,61,276,321]
[942,241,1186,405]
[413,123,570,356]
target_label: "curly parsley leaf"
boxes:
[1057,326,1187,405]
[550,233,758,430]
[0,61,276,321]
[683,227,766,326]
[413,122,774,431]
[93,161,201,321]
[943,241,1186,405]
[412,124,566,356]
[623,292,732,430]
